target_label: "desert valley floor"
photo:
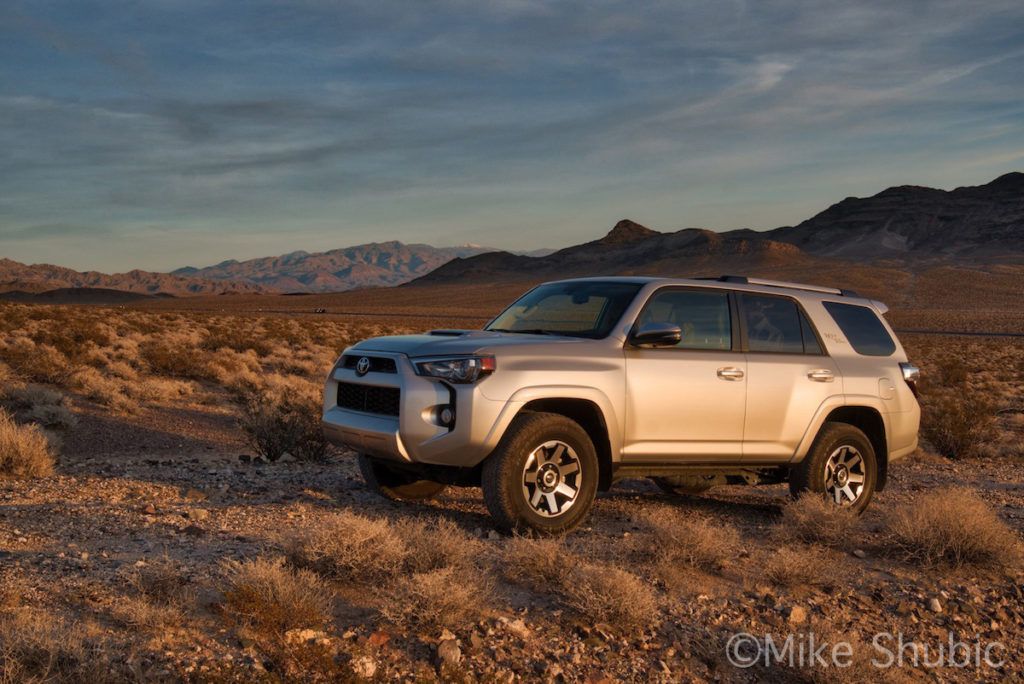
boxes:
[1,285,1022,683]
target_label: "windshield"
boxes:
[486,281,643,339]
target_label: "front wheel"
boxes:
[481,412,599,535]
[357,453,447,501]
[789,422,877,514]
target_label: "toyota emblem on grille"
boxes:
[355,356,371,376]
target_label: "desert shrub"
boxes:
[68,367,135,413]
[0,408,55,478]
[238,387,327,462]
[1,338,70,385]
[394,517,482,573]
[126,556,192,605]
[202,323,274,356]
[1,385,77,431]
[130,377,194,404]
[109,596,181,632]
[290,510,408,583]
[920,389,997,459]
[562,563,659,631]
[885,487,1022,569]
[222,557,333,636]
[641,506,739,572]
[763,546,831,588]
[502,535,579,587]
[779,494,859,547]
[139,333,205,379]
[380,566,491,630]
[0,609,121,683]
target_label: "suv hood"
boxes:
[351,330,592,357]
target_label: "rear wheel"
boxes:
[357,453,447,501]
[789,422,877,514]
[482,412,598,535]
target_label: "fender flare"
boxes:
[790,394,890,464]
[482,385,622,460]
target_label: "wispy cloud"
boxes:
[0,0,1022,271]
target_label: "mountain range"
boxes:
[2,172,1021,298]
[412,172,1024,286]
[171,242,498,292]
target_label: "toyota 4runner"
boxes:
[322,276,920,534]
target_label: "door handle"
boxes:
[717,367,745,381]
[807,369,834,382]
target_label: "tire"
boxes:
[651,476,714,496]
[481,412,599,535]
[357,453,447,501]
[789,422,877,514]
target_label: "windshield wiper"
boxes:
[488,328,556,335]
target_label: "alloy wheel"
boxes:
[521,440,582,517]
[824,445,867,506]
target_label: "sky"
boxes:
[2,0,1023,273]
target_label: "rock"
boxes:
[787,605,808,624]
[928,598,943,613]
[141,503,157,515]
[351,655,376,679]
[187,508,210,522]
[367,630,390,648]
[183,488,207,501]
[182,525,205,536]
[505,618,531,639]
[284,628,325,645]
[469,631,484,650]
[486,530,501,540]
[852,549,867,559]
[437,639,462,666]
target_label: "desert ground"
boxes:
[1,287,1022,683]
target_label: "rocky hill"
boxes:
[412,173,1024,286]
[767,172,1024,261]
[173,242,494,293]
[0,259,265,297]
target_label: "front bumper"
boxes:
[321,352,511,468]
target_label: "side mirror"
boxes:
[630,322,682,347]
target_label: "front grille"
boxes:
[341,355,397,373]
[337,382,400,416]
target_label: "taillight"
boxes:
[899,362,920,397]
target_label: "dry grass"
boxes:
[289,510,408,583]
[502,535,579,587]
[126,556,193,605]
[221,557,334,636]
[778,494,859,548]
[561,563,659,631]
[0,408,55,478]
[641,506,739,573]
[380,566,492,630]
[763,546,832,588]
[108,595,182,632]
[1,384,77,432]
[884,487,1023,569]
[0,609,120,684]
[393,517,483,573]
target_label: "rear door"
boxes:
[739,293,842,462]
[623,287,747,461]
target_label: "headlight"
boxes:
[414,356,495,383]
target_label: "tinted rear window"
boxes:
[823,302,896,356]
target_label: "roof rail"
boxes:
[696,275,860,298]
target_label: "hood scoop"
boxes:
[428,329,473,337]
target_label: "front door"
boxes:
[623,288,746,461]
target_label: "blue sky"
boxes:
[2,0,1023,272]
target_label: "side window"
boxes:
[823,302,896,356]
[637,289,731,350]
[799,309,824,355]
[742,295,804,353]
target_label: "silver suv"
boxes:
[322,276,920,534]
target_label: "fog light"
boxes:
[439,406,455,427]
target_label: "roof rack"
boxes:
[695,275,860,298]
